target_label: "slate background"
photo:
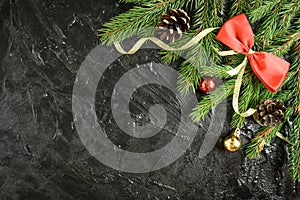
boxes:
[0,0,300,199]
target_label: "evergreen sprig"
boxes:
[190,79,235,122]
[245,127,275,159]
[249,0,300,48]
[228,0,251,17]
[289,115,300,181]
[99,0,194,45]
[287,42,300,180]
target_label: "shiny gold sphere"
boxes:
[223,129,242,153]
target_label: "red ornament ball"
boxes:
[199,77,216,94]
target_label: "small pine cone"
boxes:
[254,99,286,127]
[157,9,190,43]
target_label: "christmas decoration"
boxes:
[216,14,290,93]
[198,77,216,94]
[100,0,300,181]
[254,99,286,127]
[157,9,190,43]
[223,129,242,153]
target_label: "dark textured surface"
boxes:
[0,0,300,199]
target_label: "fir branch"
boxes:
[249,0,300,48]
[192,0,223,29]
[261,11,299,54]
[265,122,284,144]
[288,115,300,181]
[287,41,300,180]
[245,106,294,158]
[273,89,294,101]
[190,79,235,122]
[258,89,274,101]
[99,4,162,44]
[256,10,281,47]
[271,32,300,57]
[160,31,199,64]
[283,42,300,118]
[279,0,300,32]
[228,0,251,17]
[249,0,282,23]
[160,50,181,64]
[245,127,275,159]
[192,0,223,62]
[249,0,264,13]
[177,36,219,94]
[289,42,300,72]
[200,64,233,79]
[99,0,193,45]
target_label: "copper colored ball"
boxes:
[199,77,216,94]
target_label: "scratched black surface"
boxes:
[0,0,300,199]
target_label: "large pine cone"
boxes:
[254,99,286,127]
[157,9,190,43]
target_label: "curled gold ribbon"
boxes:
[114,28,218,54]
[218,50,257,117]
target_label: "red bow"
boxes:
[216,14,290,92]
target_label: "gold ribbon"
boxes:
[114,27,218,54]
[218,50,257,117]
[276,132,292,145]
[217,50,237,57]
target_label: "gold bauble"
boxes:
[223,129,242,153]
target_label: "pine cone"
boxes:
[157,9,190,43]
[254,99,286,127]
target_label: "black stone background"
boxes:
[0,0,300,199]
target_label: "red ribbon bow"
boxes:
[216,14,290,92]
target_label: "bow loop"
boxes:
[216,14,254,54]
[247,52,289,92]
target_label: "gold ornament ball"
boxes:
[223,129,242,153]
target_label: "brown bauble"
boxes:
[199,77,216,94]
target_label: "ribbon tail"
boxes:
[218,50,238,56]
[114,27,218,54]
[227,56,248,76]
[231,57,257,117]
